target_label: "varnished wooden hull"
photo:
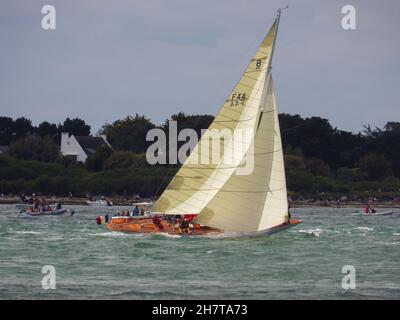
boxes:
[106,216,301,237]
[106,217,222,236]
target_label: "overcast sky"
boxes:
[0,0,399,133]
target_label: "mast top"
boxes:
[277,5,289,16]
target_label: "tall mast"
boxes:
[269,7,287,70]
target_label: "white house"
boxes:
[60,132,111,162]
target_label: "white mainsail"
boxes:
[151,18,280,215]
[195,76,288,232]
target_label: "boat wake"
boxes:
[156,232,182,239]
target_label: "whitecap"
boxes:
[87,232,131,238]
[11,231,41,235]
[354,227,374,232]
[298,229,322,237]
[384,242,400,246]
[157,233,182,239]
[46,236,64,241]
[206,250,215,254]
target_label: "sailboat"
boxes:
[106,10,301,237]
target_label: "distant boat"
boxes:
[131,202,154,207]
[106,9,301,237]
[20,208,67,216]
[352,210,393,216]
[86,199,113,207]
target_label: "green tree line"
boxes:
[0,113,399,198]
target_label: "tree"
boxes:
[0,116,14,145]
[337,167,367,182]
[279,114,337,165]
[162,112,214,136]
[60,118,91,136]
[360,122,400,177]
[384,122,400,132]
[356,153,393,181]
[104,151,147,170]
[160,112,214,163]
[13,117,33,139]
[36,121,59,139]
[284,154,306,171]
[8,136,59,162]
[101,114,155,153]
[305,157,331,177]
[85,145,113,171]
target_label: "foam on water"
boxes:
[10,230,42,235]
[298,228,322,237]
[87,232,133,238]
[157,232,182,239]
[354,227,374,231]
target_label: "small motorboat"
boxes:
[130,201,154,207]
[352,210,393,216]
[20,208,68,216]
[86,199,113,207]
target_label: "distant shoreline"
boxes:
[1,196,399,209]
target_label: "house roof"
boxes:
[75,136,108,155]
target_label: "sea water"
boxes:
[0,205,399,299]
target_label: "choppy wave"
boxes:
[87,232,132,238]
[1,204,400,299]
[10,230,42,235]
[298,229,322,237]
[383,242,400,246]
[354,227,374,232]
[157,232,182,239]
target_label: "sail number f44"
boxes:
[230,92,246,107]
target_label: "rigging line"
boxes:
[168,112,282,184]
[213,107,275,123]
[170,161,286,191]
[207,189,288,212]
[182,148,283,170]
[160,183,286,215]
[213,114,259,123]
[156,150,284,207]
[201,202,288,224]
[168,169,286,194]
[167,176,286,194]
[206,209,287,226]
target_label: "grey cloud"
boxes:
[0,0,399,133]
